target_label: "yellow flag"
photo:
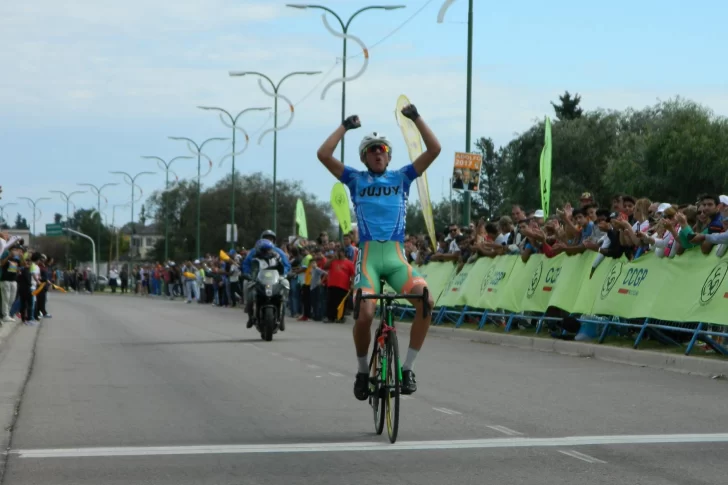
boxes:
[395,95,437,251]
[32,282,46,296]
[219,249,231,262]
[51,284,67,293]
[337,290,351,320]
[330,183,352,235]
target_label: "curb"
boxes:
[399,322,728,378]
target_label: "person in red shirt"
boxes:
[326,248,355,322]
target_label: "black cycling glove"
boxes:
[343,115,361,131]
[401,104,420,122]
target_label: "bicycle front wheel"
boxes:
[369,330,385,435]
[385,330,401,443]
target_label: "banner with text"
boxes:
[398,249,728,326]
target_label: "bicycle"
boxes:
[353,280,430,444]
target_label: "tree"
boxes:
[551,91,584,121]
[405,199,455,240]
[145,172,333,260]
[32,236,66,263]
[139,205,147,226]
[479,96,728,216]
[472,136,504,219]
[13,213,29,230]
[54,213,63,224]
[67,209,114,267]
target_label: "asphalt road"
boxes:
[1,292,727,484]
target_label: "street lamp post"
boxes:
[110,171,155,262]
[0,202,17,228]
[228,70,321,234]
[111,202,130,262]
[17,197,51,244]
[50,190,86,268]
[78,182,119,288]
[439,0,474,225]
[197,106,270,249]
[286,4,405,166]
[141,155,194,260]
[167,136,227,259]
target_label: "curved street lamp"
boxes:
[50,190,86,267]
[0,202,17,227]
[141,155,194,260]
[438,0,474,225]
[110,171,155,261]
[228,70,321,234]
[18,196,51,243]
[197,106,269,248]
[286,4,405,166]
[78,182,119,284]
[167,136,227,259]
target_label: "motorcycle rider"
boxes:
[242,230,292,329]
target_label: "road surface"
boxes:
[1,292,727,484]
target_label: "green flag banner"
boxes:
[330,183,352,235]
[539,116,552,217]
[402,250,728,326]
[295,199,308,239]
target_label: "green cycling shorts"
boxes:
[354,241,427,295]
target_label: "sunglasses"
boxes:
[363,143,390,154]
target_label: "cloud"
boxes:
[1,1,293,36]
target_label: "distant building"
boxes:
[5,228,31,242]
[120,224,163,260]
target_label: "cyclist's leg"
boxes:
[382,242,433,393]
[352,242,383,400]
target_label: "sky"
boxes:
[2,0,728,236]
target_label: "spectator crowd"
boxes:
[4,191,727,332]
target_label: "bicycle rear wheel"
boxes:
[368,328,385,435]
[385,326,401,443]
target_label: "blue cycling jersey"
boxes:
[339,164,420,243]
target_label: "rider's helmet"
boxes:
[260,230,276,243]
[358,132,393,166]
[255,238,275,256]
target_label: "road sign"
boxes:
[46,223,64,236]
[226,224,238,243]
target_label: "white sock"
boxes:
[403,348,419,371]
[357,356,369,374]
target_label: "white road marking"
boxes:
[328,372,343,377]
[432,407,461,415]
[401,395,414,400]
[286,357,298,362]
[12,433,728,459]
[306,364,320,369]
[270,352,280,356]
[315,375,322,378]
[558,449,607,464]
[487,425,524,437]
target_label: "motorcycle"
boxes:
[244,260,290,341]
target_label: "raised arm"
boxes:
[401,105,442,175]
[317,115,361,179]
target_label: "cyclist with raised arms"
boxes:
[316,103,441,399]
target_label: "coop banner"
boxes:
[418,250,728,326]
[383,261,456,307]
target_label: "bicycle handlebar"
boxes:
[353,287,430,320]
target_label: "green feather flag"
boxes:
[539,116,552,217]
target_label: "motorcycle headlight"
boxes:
[265,286,273,297]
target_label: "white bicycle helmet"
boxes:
[358,132,393,158]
